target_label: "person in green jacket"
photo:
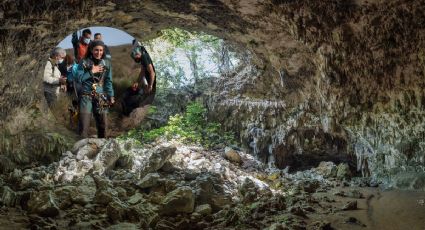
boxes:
[75,40,115,138]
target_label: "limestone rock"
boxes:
[315,161,337,178]
[195,204,212,216]
[54,139,121,182]
[130,201,159,226]
[131,144,177,178]
[195,174,232,210]
[137,173,161,189]
[71,138,107,154]
[27,191,59,217]
[107,199,130,222]
[94,187,118,205]
[336,163,351,179]
[160,186,195,215]
[93,139,122,175]
[54,186,77,209]
[341,201,357,211]
[127,193,145,205]
[224,147,242,165]
[0,186,16,207]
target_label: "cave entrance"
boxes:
[47,26,248,139]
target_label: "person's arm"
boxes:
[43,61,60,84]
[146,64,155,93]
[71,32,79,46]
[140,53,155,94]
[103,64,115,103]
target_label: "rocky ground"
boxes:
[0,138,423,230]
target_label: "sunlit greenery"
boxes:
[145,28,242,91]
[120,102,236,148]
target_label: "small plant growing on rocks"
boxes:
[121,102,236,148]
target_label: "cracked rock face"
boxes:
[1,0,425,185]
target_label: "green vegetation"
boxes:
[120,102,236,148]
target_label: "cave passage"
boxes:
[47,27,247,140]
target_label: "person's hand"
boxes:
[59,76,67,84]
[146,85,153,94]
[109,97,115,105]
[60,84,67,92]
[92,65,104,74]
[131,82,139,91]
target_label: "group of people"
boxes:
[43,28,156,138]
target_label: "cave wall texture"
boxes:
[0,0,424,189]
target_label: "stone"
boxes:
[195,204,212,216]
[131,144,177,178]
[195,174,233,210]
[127,193,145,205]
[94,188,118,205]
[336,163,351,179]
[341,201,357,211]
[54,186,77,209]
[130,201,159,226]
[0,186,16,207]
[107,199,129,222]
[116,186,128,200]
[224,147,242,164]
[27,191,59,217]
[9,169,22,183]
[137,173,161,189]
[72,138,107,154]
[316,161,337,178]
[160,186,195,215]
[93,139,122,175]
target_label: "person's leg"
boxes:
[121,89,131,116]
[78,96,92,138]
[93,101,107,138]
[44,90,57,107]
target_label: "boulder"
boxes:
[130,201,159,226]
[107,199,130,222]
[94,187,118,205]
[0,186,16,207]
[27,191,59,217]
[195,174,232,211]
[54,186,77,209]
[315,161,337,178]
[160,186,195,215]
[93,139,122,175]
[71,138,107,154]
[131,144,177,178]
[336,163,351,179]
[341,201,357,211]
[54,139,120,182]
[137,173,161,189]
[128,193,145,205]
[195,204,212,216]
[224,147,242,165]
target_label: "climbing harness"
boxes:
[91,83,111,113]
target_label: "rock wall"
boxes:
[0,0,424,188]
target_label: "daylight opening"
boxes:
[45,27,249,141]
